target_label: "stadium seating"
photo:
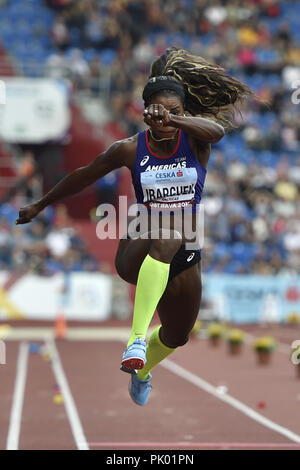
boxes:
[0,0,299,275]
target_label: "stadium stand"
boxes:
[0,0,300,275]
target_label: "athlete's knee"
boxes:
[115,259,133,284]
[114,242,137,284]
[160,329,189,349]
[149,229,182,263]
[170,337,189,348]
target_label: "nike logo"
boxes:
[187,253,195,262]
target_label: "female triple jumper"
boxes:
[16,48,254,406]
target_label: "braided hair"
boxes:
[149,47,255,129]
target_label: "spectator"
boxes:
[51,14,70,50]
[0,202,99,274]
[2,0,300,275]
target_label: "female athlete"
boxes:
[16,48,253,406]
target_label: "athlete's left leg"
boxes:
[136,262,202,381]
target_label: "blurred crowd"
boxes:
[203,151,300,275]
[43,0,300,275]
[0,202,99,274]
[1,0,300,275]
[43,0,300,129]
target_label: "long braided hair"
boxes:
[150,47,255,129]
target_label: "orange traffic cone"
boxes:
[55,313,67,339]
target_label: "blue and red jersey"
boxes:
[131,129,207,212]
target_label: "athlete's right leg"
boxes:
[137,262,202,382]
[115,230,182,285]
[115,230,182,371]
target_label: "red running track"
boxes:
[1,326,300,450]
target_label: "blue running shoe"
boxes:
[129,373,152,406]
[121,338,146,373]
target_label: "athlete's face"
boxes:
[148,94,184,139]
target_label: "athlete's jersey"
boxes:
[131,129,207,212]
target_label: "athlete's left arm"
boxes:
[169,115,224,168]
[168,115,225,144]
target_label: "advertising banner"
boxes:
[204,274,300,323]
[0,78,70,143]
[0,272,112,321]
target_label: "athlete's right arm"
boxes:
[16,139,134,225]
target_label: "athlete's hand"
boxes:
[143,104,171,127]
[15,202,42,225]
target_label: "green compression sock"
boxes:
[137,326,176,380]
[127,254,170,348]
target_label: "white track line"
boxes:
[4,327,131,341]
[161,358,300,444]
[6,342,29,450]
[47,340,89,450]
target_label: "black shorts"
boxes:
[168,244,201,283]
[123,234,201,283]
